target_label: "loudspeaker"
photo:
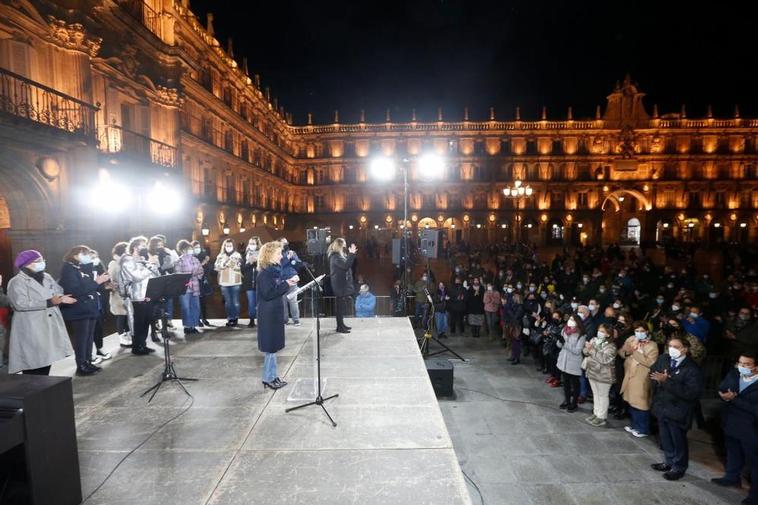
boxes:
[306,228,328,255]
[391,238,405,265]
[420,229,442,259]
[425,358,454,397]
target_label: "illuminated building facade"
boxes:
[0,0,756,275]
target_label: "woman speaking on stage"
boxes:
[256,240,299,390]
[328,238,357,334]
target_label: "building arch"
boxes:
[601,189,652,212]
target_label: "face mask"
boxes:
[193,247,202,255]
[597,331,608,340]
[738,366,754,377]
[487,286,493,291]
[506,288,513,293]
[667,283,674,289]
[579,312,588,320]
[635,331,647,341]
[668,347,682,360]
[588,304,598,311]
[422,277,428,282]
[516,284,523,289]
[618,320,626,326]
[529,287,536,292]
[598,288,606,294]
[29,261,46,273]
[709,293,717,299]
[570,302,578,310]
[540,292,548,299]
[583,277,589,283]
[225,247,234,253]
[656,298,664,304]
[248,244,257,251]
[671,304,680,312]
[689,312,698,319]
[739,314,751,321]
[567,319,577,328]
[612,303,621,309]
[78,253,92,265]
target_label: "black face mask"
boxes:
[139,248,149,260]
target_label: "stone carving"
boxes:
[618,125,637,159]
[46,16,101,57]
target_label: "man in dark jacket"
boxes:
[448,278,467,335]
[711,351,758,504]
[649,337,704,481]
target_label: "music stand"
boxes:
[140,273,196,403]
[284,273,339,427]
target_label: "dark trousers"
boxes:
[658,416,689,472]
[562,371,580,406]
[22,365,51,375]
[199,295,208,320]
[93,315,104,349]
[335,295,347,329]
[449,310,465,334]
[132,301,153,351]
[70,318,96,368]
[724,435,758,500]
[115,314,128,334]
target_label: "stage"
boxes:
[64,318,472,505]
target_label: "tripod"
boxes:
[140,274,197,403]
[285,268,338,427]
[418,290,466,361]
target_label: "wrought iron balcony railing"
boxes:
[120,0,163,39]
[0,67,97,138]
[98,124,178,168]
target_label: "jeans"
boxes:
[562,371,580,406]
[579,373,590,398]
[659,416,689,472]
[180,293,200,328]
[724,435,758,499]
[246,289,257,319]
[628,406,651,435]
[415,302,429,328]
[589,379,611,419]
[434,311,448,334]
[221,285,241,320]
[263,352,278,382]
[282,285,300,323]
[485,311,499,337]
[70,318,96,367]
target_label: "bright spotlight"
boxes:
[370,157,396,181]
[91,170,131,213]
[148,181,181,214]
[418,153,445,179]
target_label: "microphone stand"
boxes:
[418,287,466,361]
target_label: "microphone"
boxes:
[423,287,434,304]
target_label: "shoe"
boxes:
[225,320,235,327]
[151,334,162,343]
[273,377,288,387]
[567,404,578,412]
[248,320,256,328]
[166,321,175,329]
[545,377,554,384]
[262,381,281,390]
[663,471,685,481]
[590,417,607,427]
[85,363,101,372]
[75,366,96,376]
[91,355,103,365]
[577,396,586,404]
[233,319,239,326]
[624,426,635,434]
[559,402,568,409]
[710,477,740,488]
[131,347,151,356]
[343,325,352,330]
[550,381,562,388]
[585,414,598,423]
[511,359,520,365]
[293,321,302,327]
[650,463,671,472]
[119,334,132,347]
[614,411,628,420]
[201,319,212,327]
[336,327,351,334]
[631,430,648,438]
[184,327,200,335]
[96,349,112,360]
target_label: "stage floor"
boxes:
[61,318,471,505]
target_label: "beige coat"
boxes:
[214,252,242,286]
[6,270,74,373]
[108,259,127,316]
[618,336,659,410]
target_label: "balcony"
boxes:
[98,124,178,169]
[0,67,97,138]
[119,0,163,39]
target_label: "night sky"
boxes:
[189,0,757,125]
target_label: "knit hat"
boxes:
[14,249,42,269]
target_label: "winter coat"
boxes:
[214,252,242,286]
[466,286,485,315]
[483,290,501,313]
[242,250,258,291]
[618,336,659,411]
[355,292,377,317]
[329,252,355,297]
[58,262,100,321]
[174,253,204,296]
[108,258,127,316]
[119,255,160,302]
[583,337,617,384]
[719,370,758,445]
[501,298,524,325]
[650,354,704,427]
[413,279,430,304]
[448,284,467,312]
[6,270,73,373]
[256,265,290,353]
[390,286,406,316]
[557,329,586,376]
[280,249,302,279]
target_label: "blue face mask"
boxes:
[738,366,754,377]
[78,254,93,265]
[30,261,46,273]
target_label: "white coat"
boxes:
[6,270,74,373]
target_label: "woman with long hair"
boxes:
[243,236,263,328]
[328,238,357,333]
[256,241,299,389]
[215,238,243,327]
[556,314,587,412]
[174,239,204,335]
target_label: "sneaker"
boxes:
[293,321,302,327]
[91,355,103,365]
[96,349,112,360]
[590,417,607,427]
[631,430,648,438]
[624,426,635,434]
[119,333,132,347]
[585,414,598,423]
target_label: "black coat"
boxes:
[242,261,257,291]
[329,252,355,297]
[466,286,485,315]
[59,262,100,321]
[650,354,704,427]
[718,370,758,445]
[255,265,290,353]
[448,284,467,312]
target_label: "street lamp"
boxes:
[502,179,533,198]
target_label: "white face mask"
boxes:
[612,303,621,309]
[635,331,647,341]
[566,319,577,328]
[596,331,608,340]
[29,261,46,273]
[225,247,234,253]
[588,304,598,311]
[570,302,578,310]
[193,247,202,255]
[668,347,682,360]
[248,244,257,251]
[92,258,101,266]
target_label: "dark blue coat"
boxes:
[650,354,704,427]
[256,265,290,353]
[719,370,758,445]
[280,250,302,280]
[58,262,100,321]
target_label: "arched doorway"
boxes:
[708,222,725,245]
[601,189,651,246]
[442,217,463,244]
[418,217,437,230]
[622,218,641,245]
[655,220,674,244]
[547,218,565,246]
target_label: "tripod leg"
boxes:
[141,381,162,398]
[285,400,318,413]
[428,337,466,361]
[147,380,164,403]
[320,403,337,427]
